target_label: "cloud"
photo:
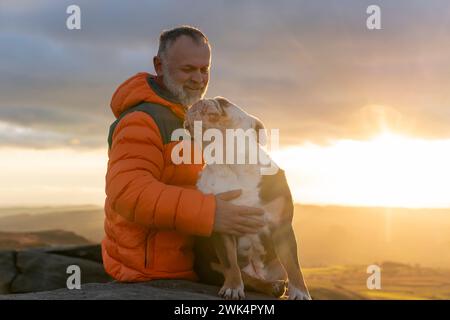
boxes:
[1,0,450,149]
[0,120,104,149]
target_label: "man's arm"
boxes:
[106,111,215,236]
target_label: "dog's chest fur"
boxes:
[197,164,260,206]
[197,163,290,279]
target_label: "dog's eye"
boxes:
[218,105,226,116]
[214,99,227,116]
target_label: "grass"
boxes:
[304,263,450,300]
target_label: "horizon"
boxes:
[1,202,450,211]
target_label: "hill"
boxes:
[0,230,92,250]
[0,205,104,242]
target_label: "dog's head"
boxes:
[184,96,266,144]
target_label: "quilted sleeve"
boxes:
[105,111,216,236]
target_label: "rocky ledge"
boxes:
[0,279,274,300]
[0,244,110,295]
[0,244,274,300]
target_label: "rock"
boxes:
[0,244,274,300]
[44,244,103,263]
[0,245,111,294]
[10,250,111,293]
[0,280,275,300]
[0,251,16,294]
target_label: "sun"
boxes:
[271,130,450,208]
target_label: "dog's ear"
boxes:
[254,117,267,145]
[214,96,230,115]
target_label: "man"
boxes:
[102,26,265,282]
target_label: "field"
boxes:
[304,262,450,300]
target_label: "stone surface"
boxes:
[10,250,111,293]
[0,244,276,300]
[45,244,103,263]
[0,245,111,294]
[0,280,275,300]
[0,251,16,294]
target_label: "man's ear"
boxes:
[153,56,163,76]
[254,117,267,145]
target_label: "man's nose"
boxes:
[191,70,203,84]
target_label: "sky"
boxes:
[1,0,450,207]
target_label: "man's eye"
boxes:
[201,68,210,74]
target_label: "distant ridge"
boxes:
[0,230,92,250]
[0,205,101,218]
[0,206,104,242]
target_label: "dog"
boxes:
[184,96,311,300]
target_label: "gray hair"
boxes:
[157,25,209,59]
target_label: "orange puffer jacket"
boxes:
[101,72,216,282]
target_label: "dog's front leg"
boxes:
[212,233,245,300]
[272,224,311,300]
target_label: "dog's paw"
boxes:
[218,284,245,300]
[287,284,312,300]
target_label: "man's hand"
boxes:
[213,189,265,236]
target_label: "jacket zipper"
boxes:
[144,231,152,268]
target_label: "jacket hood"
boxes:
[110,72,186,119]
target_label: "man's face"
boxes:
[156,35,211,107]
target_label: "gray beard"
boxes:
[162,64,207,108]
